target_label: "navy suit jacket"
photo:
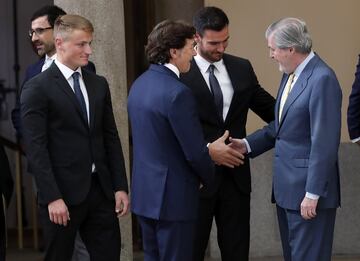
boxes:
[11,57,95,140]
[347,54,360,139]
[128,64,214,221]
[247,54,342,210]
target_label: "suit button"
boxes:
[276,137,280,140]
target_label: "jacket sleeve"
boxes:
[101,77,128,193]
[20,80,62,204]
[167,87,215,187]
[347,55,360,140]
[247,60,276,123]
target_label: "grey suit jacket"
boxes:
[247,54,342,210]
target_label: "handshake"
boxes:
[208,130,247,168]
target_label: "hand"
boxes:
[115,191,130,217]
[48,199,70,226]
[229,137,248,154]
[300,196,318,220]
[208,130,245,168]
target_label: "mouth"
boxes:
[33,42,44,50]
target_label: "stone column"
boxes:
[54,0,132,260]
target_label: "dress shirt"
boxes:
[41,53,57,72]
[244,51,318,200]
[164,63,180,78]
[194,54,234,120]
[54,59,95,173]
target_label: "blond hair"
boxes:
[54,14,93,39]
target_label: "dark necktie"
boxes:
[208,64,223,119]
[72,72,88,121]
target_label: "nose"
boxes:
[31,33,39,42]
[217,43,226,53]
[85,44,92,55]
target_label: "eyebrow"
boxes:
[207,36,230,44]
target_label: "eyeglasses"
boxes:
[28,27,52,37]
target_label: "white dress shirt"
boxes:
[194,54,234,120]
[164,63,180,78]
[41,53,57,72]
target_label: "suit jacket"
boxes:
[181,54,275,196]
[128,64,214,221]
[347,54,360,139]
[247,54,342,210]
[11,57,95,140]
[20,62,127,205]
[0,144,13,207]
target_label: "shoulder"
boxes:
[311,56,338,82]
[24,58,45,81]
[82,61,96,73]
[82,68,107,84]
[223,53,252,68]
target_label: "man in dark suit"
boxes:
[232,17,342,261]
[21,14,129,261]
[348,55,360,142]
[128,20,244,261]
[180,7,275,261]
[12,6,93,260]
[0,144,13,261]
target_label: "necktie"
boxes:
[208,64,223,120]
[279,73,295,122]
[72,72,88,121]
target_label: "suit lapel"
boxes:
[222,55,242,124]
[82,70,96,130]
[275,74,290,129]
[49,63,89,127]
[277,55,320,130]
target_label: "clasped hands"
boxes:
[208,130,248,168]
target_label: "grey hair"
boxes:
[265,17,312,54]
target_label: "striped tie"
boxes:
[279,73,295,122]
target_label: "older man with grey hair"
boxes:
[231,17,342,261]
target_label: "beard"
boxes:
[32,40,55,57]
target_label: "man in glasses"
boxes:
[11,5,93,261]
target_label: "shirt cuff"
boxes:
[351,137,360,143]
[243,139,251,153]
[305,192,320,200]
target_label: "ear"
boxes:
[195,33,201,43]
[55,37,63,51]
[169,48,177,59]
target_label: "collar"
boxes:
[45,53,57,62]
[293,51,315,78]
[164,63,180,78]
[54,59,82,80]
[194,54,223,73]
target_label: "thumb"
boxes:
[220,130,229,141]
[115,199,121,213]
